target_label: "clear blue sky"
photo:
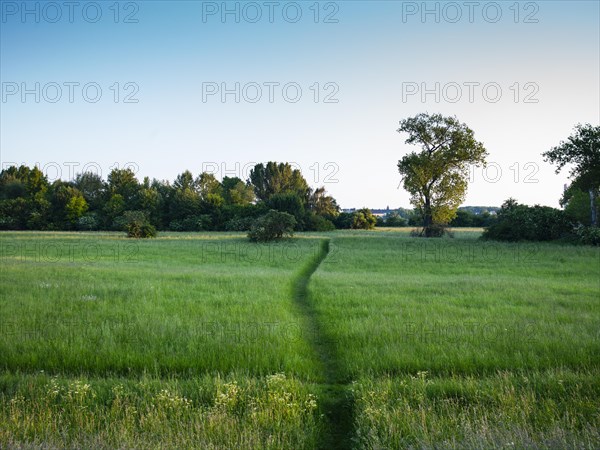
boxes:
[1,0,598,208]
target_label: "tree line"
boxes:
[0,162,349,233]
[2,115,596,245]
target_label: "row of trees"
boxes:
[0,162,393,235]
[0,162,344,233]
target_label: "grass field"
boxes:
[310,230,599,448]
[0,230,598,448]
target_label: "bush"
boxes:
[0,199,23,229]
[124,211,157,238]
[449,210,474,227]
[248,210,296,242]
[482,199,572,242]
[351,208,377,230]
[407,211,422,226]
[128,222,157,238]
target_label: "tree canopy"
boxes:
[0,162,340,234]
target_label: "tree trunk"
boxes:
[423,197,433,237]
[590,189,598,227]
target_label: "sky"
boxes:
[1,0,599,209]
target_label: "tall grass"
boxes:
[309,232,600,448]
[1,230,598,448]
[309,234,599,378]
[0,372,323,449]
[0,232,324,378]
[352,370,600,449]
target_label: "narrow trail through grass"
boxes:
[291,239,354,450]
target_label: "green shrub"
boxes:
[124,211,157,238]
[248,210,296,242]
[482,199,572,242]
[449,209,497,228]
[112,214,129,232]
[351,208,377,230]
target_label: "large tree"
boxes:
[397,113,488,237]
[542,123,600,227]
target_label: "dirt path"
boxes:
[291,239,355,450]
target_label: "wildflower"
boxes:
[304,394,318,412]
[156,389,192,410]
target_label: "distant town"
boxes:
[345,206,499,218]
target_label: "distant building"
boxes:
[341,206,499,217]
[342,207,394,217]
[370,207,391,217]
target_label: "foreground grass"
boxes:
[352,369,600,449]
[0,372,323,449]
[0,231,329,448]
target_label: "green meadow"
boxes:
[0,230,598,448]
[310,231,599,448]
